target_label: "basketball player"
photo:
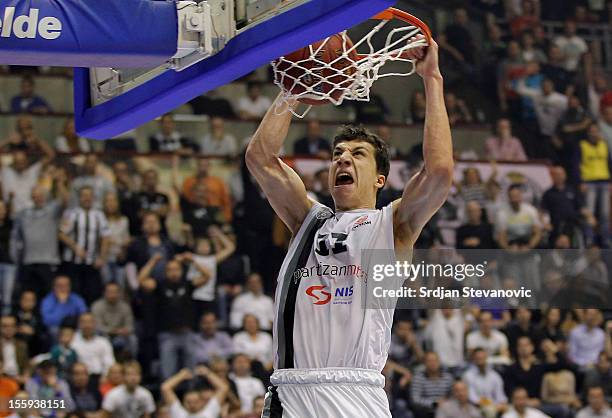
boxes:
[246,38,452,418]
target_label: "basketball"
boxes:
[274,33,359,105]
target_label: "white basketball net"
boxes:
[271,16,429,117]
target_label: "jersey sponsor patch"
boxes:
[305,284,354,305]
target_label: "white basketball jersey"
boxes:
[273,202,397,372]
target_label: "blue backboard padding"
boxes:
[75,0,396,140]
[0,0,177,68]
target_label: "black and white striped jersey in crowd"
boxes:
[61,207,110,265]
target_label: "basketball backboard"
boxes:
[74,0,396,139]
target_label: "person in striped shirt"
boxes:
[59,186,110,305]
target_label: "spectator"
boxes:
[185,226,236,319]
[10,76,51,114]
[101,361,155,418]
[232,314,273,369]
[351,93,390,124]
[69,154,115,210]
[111,161,139,235]
[69,362,101,414]
[293,119,331,158]
[148,113,194,154]
[98,363,123,398]
[541,46,574,94]
[313,168,334,209]
[0,358,19,417]
[463,348,508,416]
[376,124,400,159]
[495,185,542,290]
[191,312,234,365]
[200,116,238,157]
[583,353,612,402]
[135,169,170,235]
[0,116,55,157]
[538,308,565,345]
[576,386,612,418]
[49,326,77,379]
[70,313,115,379]
[59,185,110,305]
[587,74,611,119]
[435,380,483,418]
[55,117,90,153]
[13,290,46,357]
[482,25,508,99]
[138,255,208,379]
[485,119,528,161]
[599,106,612,149]
[126,212,177,278]
[91,282,136,359]
[161,366,228,418]
[0,201,13,316]
[516,78,568,151]
[502,387,551,418]
[410,352,454,418]
[0,316,28,382]
[40,275,86,335]
[541,368,580,418]
[12,178,67,301]
[466,311,511,365]
[178,181,224,238]
[503,336,567,411]
[390,319,424,367]
[541,166,593,245]
[0,151,44,216]
[25,360,74,416]
[189,89,235,117]
[558,95,592,174]
[510,0,540,38]
[229,354,265,414]
[237,81,272,120]
[553,20,588,72]
[101,192,130,286]
[180,156,233,223]
[505,308,542,359]
[456,201,495,250]
[568,309,605,368]
[444,8,475,63]
[575,124,610,246]
[229,273,274,331]
[445,92,473,126]
[520,31,547,64]
[497,41,526,115]
[406,90,426,124]
[424,309,466,370]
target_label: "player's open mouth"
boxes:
[335,172,354,186]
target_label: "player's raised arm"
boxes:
[245,93,314,234]
[393,39,454,247]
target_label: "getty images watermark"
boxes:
[360,249,612,309]
[371,260,533,299]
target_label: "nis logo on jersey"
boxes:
[305,285,353,305]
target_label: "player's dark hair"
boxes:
[332,125,390,196]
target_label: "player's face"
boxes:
[329,141,384,211]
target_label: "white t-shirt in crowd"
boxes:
[0,162,41,216]
[71,332,115,375]
[231,375,265,413]
[232,331,273,365]
[466,330,509,360]
[188,255,217,302]
[553,35,588,71]
[502,407,551,418]
[230,292,274,331]
[169,398,221,418]
[237,96,272,118]
[102,385,156,418]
